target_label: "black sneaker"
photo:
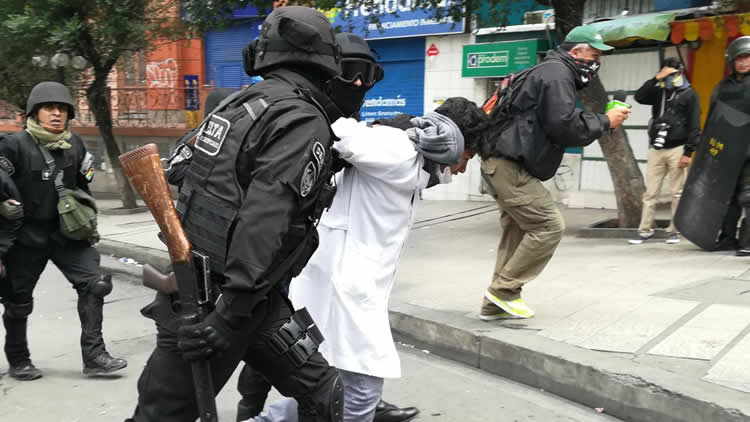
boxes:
[9,361,43,381]
[83,352,127,376]
[628,231,654,245]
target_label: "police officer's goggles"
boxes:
[340,58,384,87]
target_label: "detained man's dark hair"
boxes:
[434,97,489,151]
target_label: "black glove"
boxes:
[177,311,235,361]
[0,199,23,220]
[88,229,101,246]
[330,149,352,174]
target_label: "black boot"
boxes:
[9,361,43,381]
[78,292,127,375]
[83,351,127,375]
[738,218,750,256]
[3,312,41,380]
[374,400,420,422]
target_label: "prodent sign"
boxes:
[462,39,548,78]
[325,0,465,40]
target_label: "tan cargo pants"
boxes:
[638,146,687,234]
[481,157,564,300]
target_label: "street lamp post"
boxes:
[31,52,89,85]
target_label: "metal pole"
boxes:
[57,66,65,85]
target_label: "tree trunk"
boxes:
[547,0,645,227]
[86,71,138,209]
[578,78,645,227]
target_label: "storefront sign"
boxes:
[328,0,465,40]
[184,75,200,111]
[462,39,547,78]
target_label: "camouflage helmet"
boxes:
[26,81,75,119]
[726,36,750,73]
[252,6,341,78]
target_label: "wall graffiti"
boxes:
[146,58,180,110]
[147,58,179,88]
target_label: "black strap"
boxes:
[35,140,65,193]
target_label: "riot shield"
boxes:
[675,101,750,250]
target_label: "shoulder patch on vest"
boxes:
[80,152,95,182]
[312,141,325,169]
[195,115,231,157]
[0,156,14,176]
[300,161,317,198]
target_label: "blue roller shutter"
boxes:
[205,21,263,89]
[360,38,425,122]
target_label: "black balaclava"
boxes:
[326,33,384,118]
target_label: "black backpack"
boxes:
[479,62,551,160]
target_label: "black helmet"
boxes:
[335,33,384,87]
[726,36,750,73]
[251,6,341,78]
[26,81,75,119]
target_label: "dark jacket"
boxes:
[484,49,609,181]
[0,130,93,254]
[635,77,701,156]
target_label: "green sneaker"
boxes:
[480,297,517,321]
[485,291,535,319]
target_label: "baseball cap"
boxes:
[564,26,614,51]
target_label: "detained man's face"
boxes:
[36,103,69,134]
[442,149,476,175]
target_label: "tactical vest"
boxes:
[5,131,81,222]
[177,81,337,275]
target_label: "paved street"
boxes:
[0,267,621,422]
[4,199,750,421]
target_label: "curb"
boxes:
[388,302,750,422]
[98,237,750,422]
[577,218,672,239]
[96,239,171,272]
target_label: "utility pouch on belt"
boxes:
[38,144,98,240]
[57,187,98,240]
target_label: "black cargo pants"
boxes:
[0,242,105,366]
[131,287,339,421]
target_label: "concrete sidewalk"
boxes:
[94,199,750,422]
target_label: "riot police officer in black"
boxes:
[128,7,346,421]
[0,81,126,380]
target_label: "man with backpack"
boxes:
[478,25,630,321]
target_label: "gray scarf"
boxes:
[405,112,464,165]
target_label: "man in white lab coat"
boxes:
[242,34,488,422]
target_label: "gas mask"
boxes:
[573,58,600,88]
[660,73,685,90]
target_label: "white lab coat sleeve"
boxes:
[332,118,420,190]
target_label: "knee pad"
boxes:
[269,307,324,369]
[3,300,33,319]
[88,274,113,298]
[297,374,344,422]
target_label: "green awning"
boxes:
[589,11,677,46]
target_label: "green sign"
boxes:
[462,39,548,78]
